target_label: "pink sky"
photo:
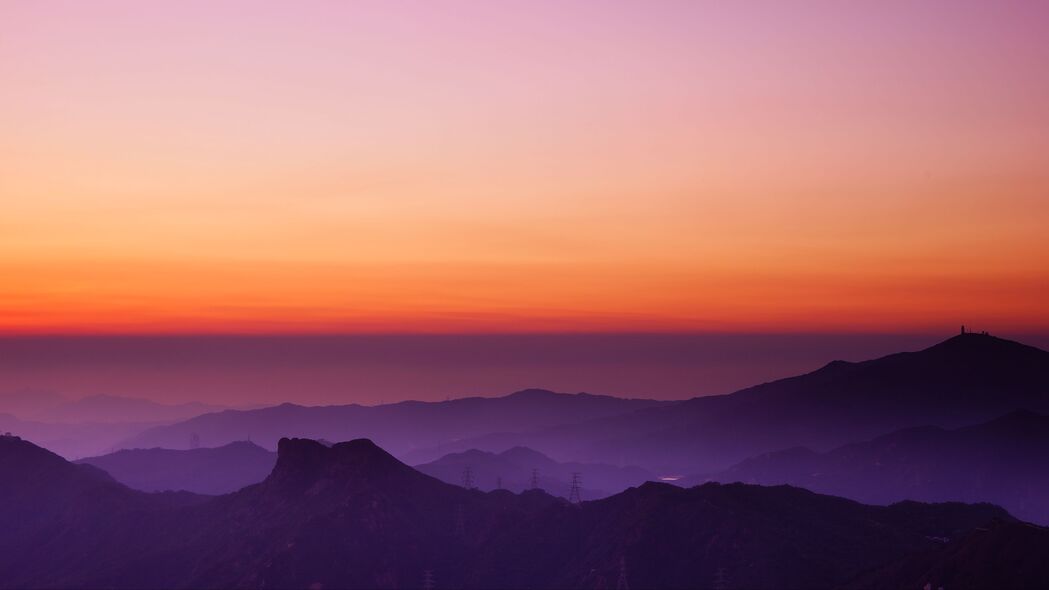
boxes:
[2,1,1048,334]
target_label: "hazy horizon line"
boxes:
[3,331,1046,406]
[2,328,1044,339]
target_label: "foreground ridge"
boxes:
[0,434,1032,589]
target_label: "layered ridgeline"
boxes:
[76,441,277,495]
[0,435,209,589]
[0,413,160,460]
[117,389,671,458]
[687,410,1049,525]
[76,442,649,500]
[109,334,1049,476]
[0,392,230,459]
[410,333,1049,472]
[415,446,653,500]
[0,433,1030,589]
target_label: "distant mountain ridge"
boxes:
[0,413,167,460]
[421,333,1049,472]
[688,409,1049,525]
[36,394,226,424]
[77,440,654,500]
[415,446,653,499]
[77,441,276,495]
[0,392,230,458]
[0,433,1024,589]
[38,332,1049,477]
[117,389,672,458]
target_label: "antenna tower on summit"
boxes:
[568,472,583,504]
[530,468,540,490]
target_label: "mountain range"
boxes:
[408,333,1049,472]
[0,412,164,459]
[91,334,1049,479]
[0,392,230,458]
[4,332,1048,587]
[78,406,1049,526]
[689,409,1049,525]
[117,389,670,457]
[77,441,277,495]
[75,442,651,500]
[415,446,653,500]
[0,432,1030,589]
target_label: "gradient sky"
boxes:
[2,0,1048,334]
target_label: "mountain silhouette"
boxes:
[0,434,206,588]
[0,412,175,460]
[427,333,1049,473]
[690,410,1049,525]
[848,519,1049,589]
[0,433,1023,589]
[0,392,228,459]
[77,441,276,495]
[415,445,653,499]
[116,389,670,458]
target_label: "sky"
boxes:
[2,0,1048,336]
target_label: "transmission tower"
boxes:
[453,503,466,537]
[496,476,503,490]
[530,468,540,490]
[568,472,583,504]
[189,433,200,449]
[422,569,435,590]
[461,466,475,490]
[616,556,630,590]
